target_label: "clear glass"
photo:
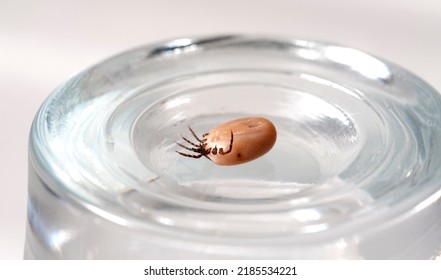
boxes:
[25,35,441,259]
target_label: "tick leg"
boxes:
[203,154,213,161]
[176,151,203,158]
[176,142,202,153]
[219,130,234,155]
[181,135,200,148]
[188,126,204,143]
[176,126,212,160]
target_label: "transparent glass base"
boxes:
[26,35,441,259]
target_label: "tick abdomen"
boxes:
[205,117,277,165]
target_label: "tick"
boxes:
[176,117,277,166]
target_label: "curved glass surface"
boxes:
[26,35,441,259]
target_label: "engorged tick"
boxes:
[176,117,277,166]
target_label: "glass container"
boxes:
[25,35,441,259]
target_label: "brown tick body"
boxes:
[176,117,277,166]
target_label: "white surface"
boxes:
[1,0,440,259]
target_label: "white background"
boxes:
[1,0,440,259]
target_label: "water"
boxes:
[26,36,441,259]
